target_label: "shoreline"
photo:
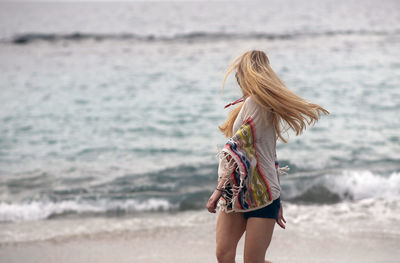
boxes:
[1,208,399,263]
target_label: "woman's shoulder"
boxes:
[243,96,266,116]
[242,96,273,132]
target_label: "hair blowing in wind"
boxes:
[219,50,330,142]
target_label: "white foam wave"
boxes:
[285,169,400,202]
[328,170,400,200]
[0,198,178,222]
[2,200,399,245]
[0,209,209,244]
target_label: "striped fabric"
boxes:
[217,117,275,212]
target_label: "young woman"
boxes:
[206,50,329,263]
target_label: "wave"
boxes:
[0,198,179,222]
[285,170,400,204]
[1,167,399,222]
[6,29,399,45]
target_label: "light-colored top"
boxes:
[218,96,281,201]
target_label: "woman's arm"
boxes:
[275,152,286,229]
[277,169,281,185]
[216,154,233,189]
[206,154,233,213]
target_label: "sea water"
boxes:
[0,0,399,247]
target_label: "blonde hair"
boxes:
[219,50,329,143]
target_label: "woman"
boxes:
[206,50,329,263]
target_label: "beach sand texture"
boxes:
[1,206,399,263]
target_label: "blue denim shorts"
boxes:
[224,186,281,220]
[243,197,281,220]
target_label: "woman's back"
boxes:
[232,96,281,201]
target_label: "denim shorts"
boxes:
[243,197,281,220]
[224,186,281,220]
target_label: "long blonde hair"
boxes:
[219,50,329,143]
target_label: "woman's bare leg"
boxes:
[216,210,247,263]
[243,217,276,263]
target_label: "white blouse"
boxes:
[218,96,281,201]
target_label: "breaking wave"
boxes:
[1,167,399,222]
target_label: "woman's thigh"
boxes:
[216,210,247,259]
[243,217,276,263]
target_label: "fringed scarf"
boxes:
[216,117,289,213]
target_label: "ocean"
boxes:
[0,0,399,261]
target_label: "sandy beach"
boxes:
[1,205,399,263]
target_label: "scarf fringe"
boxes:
[277,165,290,176]
[215,148,246,211]
[216,144,290,212]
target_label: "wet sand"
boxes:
[1,209,399,263]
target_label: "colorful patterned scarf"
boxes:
[216,116,289,212]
